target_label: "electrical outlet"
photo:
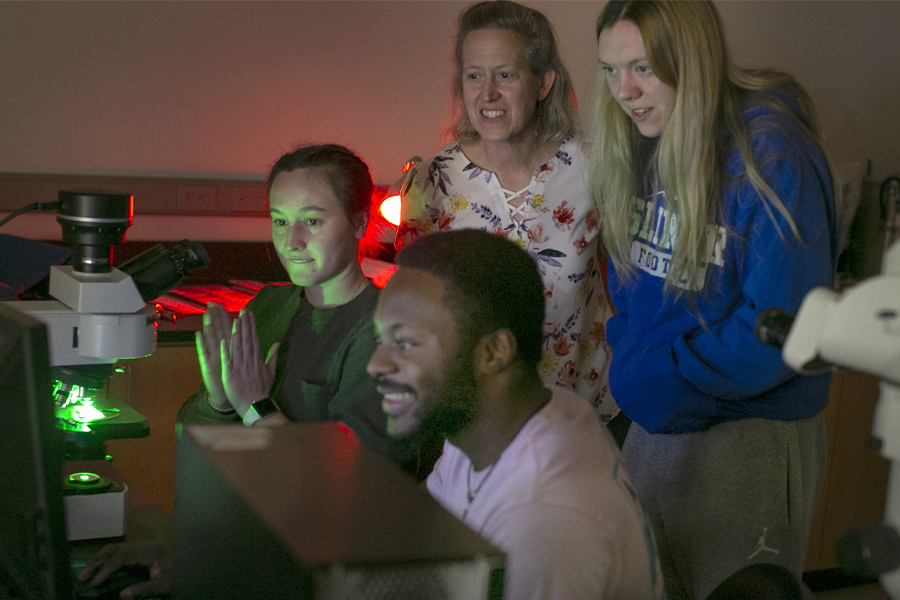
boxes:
[177,186,217,213]
[232,186,268,214]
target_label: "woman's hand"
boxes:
[221,309,280,417]
[195,302,232,412]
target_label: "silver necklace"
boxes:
[462,462,496,521]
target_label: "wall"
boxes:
[0,1,898,188]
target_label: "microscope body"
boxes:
[19,265,157,366]
[3,190,209,540]
[779,239,900,597]
[3,265,155,540]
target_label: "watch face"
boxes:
[253,397,278,417]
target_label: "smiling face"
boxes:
[598,19,676,139]
[367,267,477,440]
[460,28,555,148]
[268,168,366,295]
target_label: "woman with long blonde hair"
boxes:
[590,1,839,598]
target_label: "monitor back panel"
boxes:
[174,423,503,600]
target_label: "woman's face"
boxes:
[460,28,555,147]
[597,20,676,138]
[268,168,365,291]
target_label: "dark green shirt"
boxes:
[177,283,421,475]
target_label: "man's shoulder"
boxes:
[526,389,616,452]
[494,389,621,499]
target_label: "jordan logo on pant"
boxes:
[748,527,780,559]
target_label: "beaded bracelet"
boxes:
[207,392,236,415]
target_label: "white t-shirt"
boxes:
[426,388,664,600]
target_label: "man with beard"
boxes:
[367,229,663,600]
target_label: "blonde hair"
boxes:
[443,0,577,146]
[589,0,837,296]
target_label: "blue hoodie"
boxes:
[606,94,838,434]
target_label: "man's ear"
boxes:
[474,329,517,375]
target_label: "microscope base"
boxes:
[63,481,127,541]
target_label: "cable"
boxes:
[0,201,60,229]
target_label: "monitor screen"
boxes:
[0,303,73,600]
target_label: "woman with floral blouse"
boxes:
[397,0,624,441]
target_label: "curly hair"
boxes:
[397,229,545,369]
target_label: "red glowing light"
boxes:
[380,194,401,226]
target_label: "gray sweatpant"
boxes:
[622,413,826,600]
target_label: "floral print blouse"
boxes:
[396,135,618,422]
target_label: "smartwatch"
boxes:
[243,397,279,426]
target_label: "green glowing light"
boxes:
[70,403,105,423]
[53,382,95,409]
[68,472,102,486]
[55,400,119,428]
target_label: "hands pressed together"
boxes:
[76,306,283,599]
[195,303,280,420]
[195,303,232,412]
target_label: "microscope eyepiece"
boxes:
[118,239,210,302]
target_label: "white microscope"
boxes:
[757,238,900,598]
[3,189,209,540]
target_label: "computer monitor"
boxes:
[175,423,505,600]
[0,303,73,600]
